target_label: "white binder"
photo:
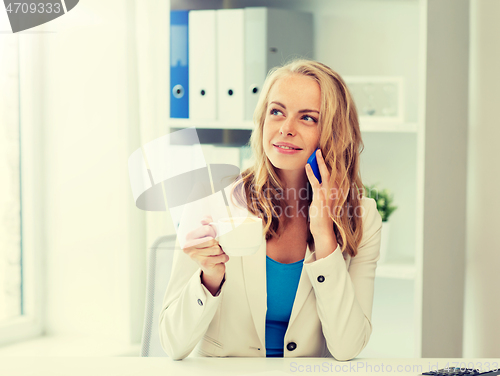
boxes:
[244,7,313,121]
[217,9,245,121]
[189,10,217,120]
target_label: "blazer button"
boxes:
[286,342,297,351]
[197,299,203,306]
[317,275,325,283]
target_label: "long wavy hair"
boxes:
[230,59,366,257]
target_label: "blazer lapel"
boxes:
[241,230,267,350]
[241,235,316,348]
[288,243,313,329]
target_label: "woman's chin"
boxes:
[272,164,305,173]
[266,154,306,172]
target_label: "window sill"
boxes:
[0,335,140,357]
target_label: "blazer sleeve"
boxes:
[158,243,225,360]
[302,197,382,361]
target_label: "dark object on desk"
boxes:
[306,148,322,184]
[422,368,500,376]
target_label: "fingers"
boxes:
[180,214,230,273]
[183,236,218,250]
[199,243,225,257]
[181,214,232,272]
[201,215,218,239]
[306,149,337,201]
[200,215,213,224]
[186,222,217,241]
[183,235,225,256]
[206,246,226,257]
[315,149,331,183]
[200,252,230,269]
[184,242,226,259]
[305,163,319,187]
[184,243,229,270]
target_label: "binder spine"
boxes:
[244,8,268,121]
[217,9,245,121]
[189,10,217,120]
[170,10,189,118]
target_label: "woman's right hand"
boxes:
[182,215,229,294]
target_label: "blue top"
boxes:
[265,255,304,357]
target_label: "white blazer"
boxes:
[159,196,382,361]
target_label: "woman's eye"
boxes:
[270,108,283,116]
[303,115,318,123]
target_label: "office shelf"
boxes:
[168,118,255,130]
[376,261,416,280]
[360,121,418,133]
[168,118,418,133]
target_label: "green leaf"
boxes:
[363,184,397,221]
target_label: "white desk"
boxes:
[0,357,499,376]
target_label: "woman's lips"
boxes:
[273,144,301,154]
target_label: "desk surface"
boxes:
[1,357,499,376]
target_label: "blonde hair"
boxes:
[230,59,365,257]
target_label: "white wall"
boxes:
[463,0,500,357]
[420,0,469,357]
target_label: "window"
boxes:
[0,11,43,346]
[0,19,22,326]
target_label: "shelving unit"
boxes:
[167,118,254,130]
[360,121,418,133]
[376,262,417,280]
[167,118,418,133]
[169,0,469,359]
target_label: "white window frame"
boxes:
[0,34,45,346]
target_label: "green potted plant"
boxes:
[363,184,398,263]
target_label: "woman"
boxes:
[159,59,382,361]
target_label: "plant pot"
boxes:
[379,221,390,263]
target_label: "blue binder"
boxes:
[170,10,189,118]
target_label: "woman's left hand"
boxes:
[305,149,340,238]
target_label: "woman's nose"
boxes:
[279,116,296,136]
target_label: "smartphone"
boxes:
[306,148,322,184]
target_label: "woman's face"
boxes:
[262,74,321,174]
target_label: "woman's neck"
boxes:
[275,169,311,220]
[282,184,310,221]
[279,169,308,195]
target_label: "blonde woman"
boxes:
[159,59,382,360]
